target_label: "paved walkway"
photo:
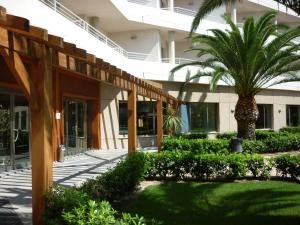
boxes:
[0,149,128,225]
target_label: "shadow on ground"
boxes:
[120,181,300,225]
[0,198,23,225]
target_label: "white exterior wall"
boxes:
[174,0,226,23]
[176,40,198,60]
[109,29,162,61]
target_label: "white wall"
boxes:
[176,40,198,60]
[109,29,162,61]
[174,0,226,23]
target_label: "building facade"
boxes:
[0,0,300,168]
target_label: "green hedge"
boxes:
[162,133,300,154]
[173,133,208,139]
[161,137,229,154]
[279,126,300,133]
[145,152,271,180]
[273,154,300,180]
[81,152,147,201]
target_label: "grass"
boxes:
[119,181,300,225]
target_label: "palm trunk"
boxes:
[234,96,259,139]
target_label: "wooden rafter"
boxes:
[0,13,179,106]
[0,47,38,108]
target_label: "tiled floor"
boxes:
[0,149,128,225]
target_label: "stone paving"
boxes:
[0,149,128,225]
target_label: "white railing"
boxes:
[128,52,149,61]
[39,0,128,57]
[162,58,195,64]
[173,7,197,17]
[128,0,150,5]
[38,0,196,65]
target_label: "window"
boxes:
[187,103,218,132]
[137,102,156,135]
[119,102,128,135]
[256,104,273,129]
[286,105,300,127]
[118,101,156,135]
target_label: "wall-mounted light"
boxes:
[231,109,235,114]
[278,109,282,113]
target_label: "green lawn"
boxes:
[119,181,300,225]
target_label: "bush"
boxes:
[161,137,229,154]
[279,126,300,133]
[216,132,237,140]
[45,187,89,225]
[45,186,159,225]
[145,152,271,181]
[242,133,300,153]
[174,133,208,139]
[163,132,300,154]
[81,152,147,201]
[273,154,300,180]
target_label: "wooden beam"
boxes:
[128,83,137,154]
[0,47,37,108]
[156,98,163,152]
[0,6,6,22]
[91,82,101,149]
[30,45,53,225]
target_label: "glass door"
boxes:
[0,94,11,172]
[64,99,87,155]
[14,95,30,169]
[0,93,30,172]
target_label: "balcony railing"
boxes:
[39,0,196,65]
[162,58,195,64]
[39,0,128,57]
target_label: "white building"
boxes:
[0,0,300,150]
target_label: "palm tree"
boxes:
[172,12,300,139]
[191,0,300,34]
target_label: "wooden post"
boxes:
[156,98,163,152]
[30,45,53,225]
[91,83,101,149]
[128,83,137,154]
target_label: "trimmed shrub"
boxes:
[163,132,300,154]
[174,133,208,139]
[81,152,147,201]
[161,137,229,154]
[243,133,300,153]
[216,132,237,140]
[279,126,300,133]
[273,154,300,179]
[145,152,271,181]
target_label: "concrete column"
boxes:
[168,0,174,11]
[231,1,237,25]
[168,31,176,64]
[273,104,286,131]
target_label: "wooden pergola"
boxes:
[0,6,179,225]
